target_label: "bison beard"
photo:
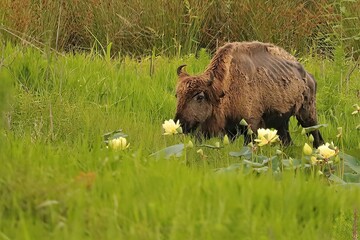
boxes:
[174,41,324,148]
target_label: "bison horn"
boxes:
[177,64,188,76]
[207,72,215,86]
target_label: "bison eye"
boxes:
[195,92,205,102]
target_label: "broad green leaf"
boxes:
[150,144,184,159]
[214,163,242,173]
[343,173,360,183]
[340,152,360,173]
[283,158,302,168]
[328,174,347,184]
[103,129,128,143]
[302,124,328,134]
[243,159,264,167]
[253,166,269,173]
[260,156,277,165]
[229,146,252,158]
[199,144,222,149]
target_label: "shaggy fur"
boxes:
[174,41,324,147]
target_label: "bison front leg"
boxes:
[277,121,292,147]
[296,107,324,148]
[262,113,292,147]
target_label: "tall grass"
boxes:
[0,42,360,238]
[1,0,360,56]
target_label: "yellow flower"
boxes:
[254,128,279,146]
[303,143,313,155]
[108,137,130,150]
[317,142,336,159]
[162,119,182,135]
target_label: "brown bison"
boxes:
[174,41,324,147]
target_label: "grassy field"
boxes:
[2,0,360,57]
[1,42,360,239]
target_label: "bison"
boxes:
[174,41,324,147]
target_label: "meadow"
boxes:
[2,0,360,57]
[0,39,360,239]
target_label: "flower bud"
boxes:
[303,143,313,156]
[108,137,130,150]
[223,135,230,145]
[247,128,254,135]
[196,149,204,156]
[214,142,220,148]
[308,134,314,143]
[240,119,248,126]
[275,149,283,155]
[310,156,318,165]
[187,140,194,148]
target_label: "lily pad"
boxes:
[340,152,360,174]
[229,146,252,158]
[328,174,347,184]
[302,124,328,134]
[198,144,222,149]
[243,159,264,167]
[103,129,128,143]
[150,143,185,159]
[214,163,242,173]
[343,173,360,183]
[253,166,269,173]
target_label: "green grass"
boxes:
[2,0,360,57]
[1,42,360,239]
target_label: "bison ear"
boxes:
[177,64,189,77]
[207,71,225,101]
[207,71,214,86]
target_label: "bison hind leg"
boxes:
[277,122,292,147]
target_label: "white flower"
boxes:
[162,119,182,135]
[108,137,130,150]
[254,128,279,146]
[317,142,336,159]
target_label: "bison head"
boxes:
[174,65,224,134]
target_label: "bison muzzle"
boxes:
[174,41,324,147]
